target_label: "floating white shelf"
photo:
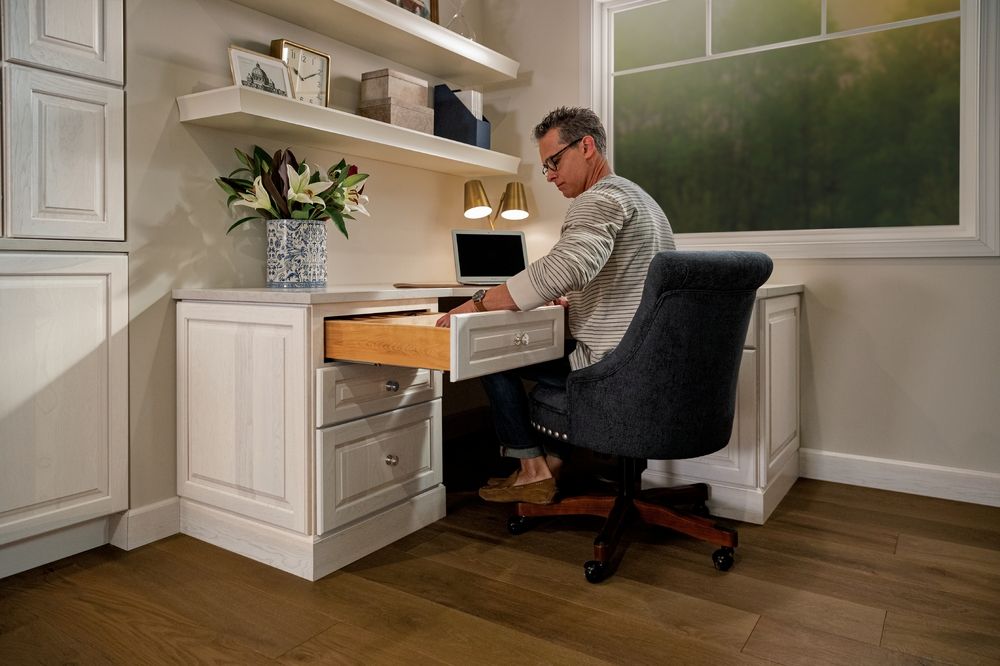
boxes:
[230,0,518,87]
[177,86,520,177]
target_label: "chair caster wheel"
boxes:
[584,560,607,583]
[712,547,735,571]
[507,516,532,535]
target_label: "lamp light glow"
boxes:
[463,180,492,219]
[498,182,529,220]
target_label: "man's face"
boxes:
[538,129,587,199]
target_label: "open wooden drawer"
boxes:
[324,306,565,381]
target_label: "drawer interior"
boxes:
[324,311,449,370]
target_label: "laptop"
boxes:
[394,229,528,288]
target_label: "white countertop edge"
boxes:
[172,283,802,304]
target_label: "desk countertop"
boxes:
[172,282,803,305]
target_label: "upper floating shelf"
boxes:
[229,0,519,87]
[177,86,520,177]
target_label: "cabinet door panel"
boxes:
[3,0,124,83]
[4,65,124,240]
[0,252,128,545]
[761,294,801,486]
[177,302,310,533]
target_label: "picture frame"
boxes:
[228,46,292,98]
[389,0,438,22]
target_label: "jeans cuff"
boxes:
[499,444,545,459]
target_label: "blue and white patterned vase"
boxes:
[266,219,327,288]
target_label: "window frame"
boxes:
[589,0,998,258]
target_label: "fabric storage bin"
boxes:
[360,69,428,107]
[359,97,434,133]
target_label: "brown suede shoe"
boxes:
[484,470,519,488]
[478,477,557,504]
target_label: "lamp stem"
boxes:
[489,192,506,231]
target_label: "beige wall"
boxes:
[127,0,998,509]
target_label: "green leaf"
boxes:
[341,173,368,189]
[226,215,258,234]
[329,209,349,239]
[291,209,310,219]
[215,177,237,198]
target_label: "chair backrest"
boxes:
[566,250,773,459]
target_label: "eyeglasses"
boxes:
[541,137,583,175]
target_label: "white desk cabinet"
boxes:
[0,253,128,570]
[174,286,563,580]
[644,286,803,524]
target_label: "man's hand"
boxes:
[435,299,477,327]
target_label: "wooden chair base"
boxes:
[509,461,738,583]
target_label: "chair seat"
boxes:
[530,384,570,442]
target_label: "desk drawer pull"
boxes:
[384,380,400,393]
[384,454,399,466]
[513,332,530,346]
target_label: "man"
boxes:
[436,107,675,504]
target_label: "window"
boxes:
[592,0,998,257]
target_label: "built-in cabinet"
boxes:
[644,287,802,524]
[0,0,126,578]
[175,287,564,580]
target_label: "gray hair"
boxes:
[533,107,607,155]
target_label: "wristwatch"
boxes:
[471,289,488,312]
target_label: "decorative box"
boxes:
[358,97,434,134]
[360,69,429,107]
[433,84,491,149]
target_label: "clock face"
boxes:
[286,45,328,106]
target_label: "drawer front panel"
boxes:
[450,306,564,381]
[316,364,442,427]
[316,400,442,534]
[324,307,564,381]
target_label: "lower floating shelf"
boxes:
[177,86,520,177]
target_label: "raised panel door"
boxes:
[4,64,124,240]
[0,252,128,545]
[760,294,801,487]
[3,0,124,84]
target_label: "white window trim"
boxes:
[589,0,999,258]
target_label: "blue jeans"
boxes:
[479,346,574,460]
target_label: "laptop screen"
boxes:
[452,230,528,285]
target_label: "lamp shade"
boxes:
[498,182,529,220]
[463,180,492,219]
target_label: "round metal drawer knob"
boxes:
[385,454,399,466]
[384,380,400,392]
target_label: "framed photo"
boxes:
[228,46,292,98]
[270,39,332,107]
[389,0,438,22]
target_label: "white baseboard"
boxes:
[799,448,1000,507]
[109,497,180,550]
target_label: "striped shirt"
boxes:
[507,174,675,370]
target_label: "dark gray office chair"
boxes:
[512,250,773,583]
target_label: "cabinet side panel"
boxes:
[177,303,309,533]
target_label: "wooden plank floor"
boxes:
[2,479,999,665]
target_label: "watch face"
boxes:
[285,44,328,106]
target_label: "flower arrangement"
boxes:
[215,145,370,238]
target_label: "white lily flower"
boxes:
[233,176,273,212]
[345,189,370,217]
[287,164,334,207]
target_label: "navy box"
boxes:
[433,84,490,149]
